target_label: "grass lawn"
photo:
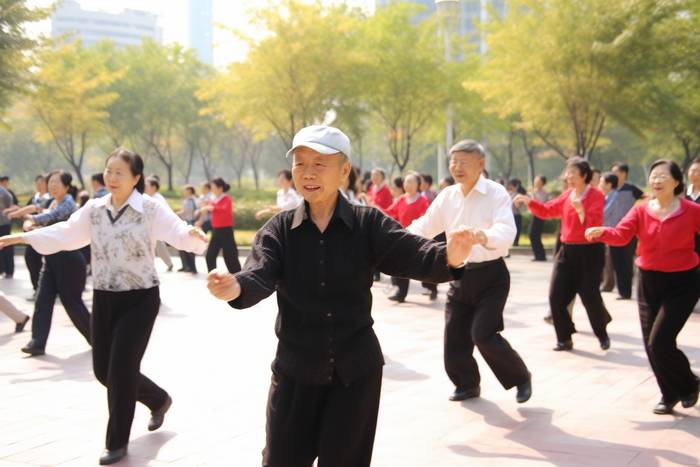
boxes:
[234,230,257,247]
[515,233,557,248]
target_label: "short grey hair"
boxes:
[450,139,485,159]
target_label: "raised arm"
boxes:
[517,190,568,220]
[586,204,641,246]
[5,205,38,219]
[151,203,208,254]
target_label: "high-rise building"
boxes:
[375,0,436,24]
[188,0,214,66]
[51,1,162,48]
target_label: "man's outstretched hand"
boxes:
[206,268,241,302]
[446,226,480,268]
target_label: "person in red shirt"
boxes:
[384,172,430,302]
[366,168,393,210]
[200,178,241,274]
[586,159,700,415]
[514,157,612,352]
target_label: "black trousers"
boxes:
[391,277,410,300]
[92,287,168,450]
[638,267,700,403]
[550,243,611,343]
[0,224,14,276]
[610,237,637,299]
[179,250,197,273]
[206,226,241,273]
[444,258,529,391]
[422,233,445,293]
[32,251,91,348]
[24,245,43,291]
[263,365,383,467]
[513,214,522,246]
[528,216,546,261]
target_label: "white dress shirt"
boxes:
[407,175,516,264]
[149,192,171,210]
[687,185,700,202]
[277,188,303,211]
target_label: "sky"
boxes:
[26,0,376,66]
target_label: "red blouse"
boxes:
[596,198,700,272]
[211,194,234,228]
[368,184,393,211]
[385,194,430,228]
[528,187,605,244]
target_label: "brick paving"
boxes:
[0,255,699,466]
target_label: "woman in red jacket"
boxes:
[514,157,611,352]
[200,178,241,273]
[384,172,430,302]
[586,159,700,414]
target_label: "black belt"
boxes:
[464,257,503,270]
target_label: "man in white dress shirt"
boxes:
[145,177,174,271]
[408,139,531,404]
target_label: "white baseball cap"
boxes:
[285,125,351,160]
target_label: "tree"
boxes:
[0,104,56,182]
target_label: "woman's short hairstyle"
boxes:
[278,169,292,182]
[146,177,160,191]
[566,156,593,184]
[183,184,196,195]
[106,148,145,194]
[649,159,684,196]
[392,176,403,190]
[535,174,547,185]
[46,169,78,199]
[601,171,619,189]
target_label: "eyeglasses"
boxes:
[649,174,671,182]
[449,160,479,169]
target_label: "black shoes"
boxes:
[516,375,532,404]
[21,340,45,356]
[599,337,611,350]
[422,290,438,300]
[682,380,700,409]
[15,316,30,333]
[99,446,127,465]
[653,399,679,414]
[148,395,172,431]
[387,294,405,303]
[543,314,553,325]
[449,387,481,401]
[553,340,573,351]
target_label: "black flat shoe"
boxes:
[15,315,30,333]
[387,295,405,303]
[99,447,127,465]
[553,340,573,351]
[428,290,437,301]
[449,387,481,401]
[543,314,553,324]
[682,380,700,408]
[21,340,45,356]
[516,375,532,403]
[653,399,679,414]
[599,337,611,350]
[148,395,172,431]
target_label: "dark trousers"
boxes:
[638,267,700,403]
[610,237,637,299]
[0,224,14,276]
[24,245,43,291]
[601,245,615,292]
[422,232,445,293]
[179,250,197,273]
[513,214,522,246]
[550,243,611,343]
[92,287,169,450]
[528,216,546,260]
[206,226,241,273]
[391,277,409,300]
[32,251,91,348]
[263,365,382,467]
[444,258,529,391]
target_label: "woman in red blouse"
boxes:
[200,178,241,273]
[384,172,430,302]
[514,157,611,352]
[586,159,700,414]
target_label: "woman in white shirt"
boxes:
[255,169,303,220]
[0,148,208,465]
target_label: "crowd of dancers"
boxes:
[0,125,699,466]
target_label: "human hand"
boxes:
[200,205,214,213]
[255,209,269,221]
[585,227,605,243]
[0,234,25,250]
[446,226,477,267]
[206,268,241,301]
[188,227,209,244]
[465,227,487,246]
[513,194,530,207]
[3,206,18,217]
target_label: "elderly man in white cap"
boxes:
[206,125,477,467]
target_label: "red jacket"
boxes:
[597,198,700,272]
[528,187,605,243]
[368,184,393,211]
[385,194,430,228]
[211,194,234,228]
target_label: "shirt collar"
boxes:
[473,174,488,195]
[687,185,700,201]
[97,188,143,214]
[407,192,422,204]
[291,191,354,231]
[570,185,590,201]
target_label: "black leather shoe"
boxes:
[387,294,405,303]
[516,375,532,403]
[428,290,437,301]
[599,337,611,350]
[653,399,678,414]
[553,340,573,351]
[148,395,172,431]
[15,315,30,333]
[682,380,700,408]
[449,387,481,401]
[99,447,127,465]
[373,271,381,282]
[21,340,45,356]
[543,314,553,325]
[616,296,631,300]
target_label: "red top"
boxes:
[528,187,605,243]
[596,198,700,272]
[211,194,234,228]
[368,184,393,211]
[385,194,430,228]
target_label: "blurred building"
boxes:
[188,0,214,66]
[51,1,162,47]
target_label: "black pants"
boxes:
[263,365,382,467]
[391,277,409,300]
[610,237,637,299]
[92,287,169,450]
[528,216,546,261]
[513,214,522,246]
[24,245,43,291]
[550,243,611,343]
[0,224,14,276]
[179,250,197,273]
[32,251,91,348]
[422,232,445,293]
[206,226,241,273]
[638,267,700,403]
[444,258,529,391]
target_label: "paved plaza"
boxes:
[0,254,699,466]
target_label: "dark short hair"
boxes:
[566,157,593,184]
[201,182,211,190]
[372,167,386,181]
[183,184,196,195]
[611,162,629,174]
[146,177,160,191]
[35,174,46,182]
[106,148,145,194]
[211,177,230,193]
[392,176,403,190]
[535,174,547,184]
[601,171,618,189]
[507,178,521,188]
[649,159,684,196]
[443,176,455,186]
[420,172,433,186]
[278,169,292,182]
[47,169,78,200]
[0,176,8,182]
[592,169,601,175]
[91,173,105,186]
